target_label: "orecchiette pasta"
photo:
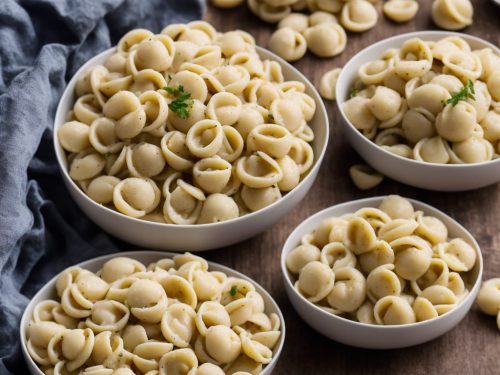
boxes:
[318,68,341,100]
[59,23,316,225]
[27,253,282,374]
[340,0,378,32]
[268,27,307,62]
[431,0,473,31]
[286,195,477,326]
[383,0,419,23]
[303,22,346,57]
[343,36,499,165]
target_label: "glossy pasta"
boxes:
[476,278,500,332]
[286,195,477,326]
[58,22,316,225]
[343,36,500,165]
[26,253,282,374]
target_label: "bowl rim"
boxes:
[280,195,484,330]
[336,30,500,169]
[53,45,329,229]
[20,250,286,374]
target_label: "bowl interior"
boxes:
[53,45,329,229]
[336,30,500,168]
[20,251,286,374]
[281,196,483,328]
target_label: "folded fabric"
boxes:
[0,0,204,373]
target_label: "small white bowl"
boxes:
[336,31,500,191]
[53,46,328,251]
[281,197,483,349]
[20,251,286,375]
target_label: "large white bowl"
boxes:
[281,197,483,349]
[20,251,286,375]
[336,31,500,191]
[53,46,328,251]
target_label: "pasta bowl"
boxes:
[281,196,483,349]
[20,251,286,375]
[336,31,500,191]
[53,45,328,251]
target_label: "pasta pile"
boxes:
[262,0,378,62]
[211,0,423,63]
[26,253,281,375]
[477,278,500,332]
[342,36,500,165]
[286,195,477,325]
[58,21,317,225]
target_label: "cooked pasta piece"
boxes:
[318,68,342,100]
[303,22,347,57]
[383,0,418,23]
[349,164,384,190]
[285,195,477,326]
[431,0,473,30]
[268,27,307,62]
[340,0,378,32]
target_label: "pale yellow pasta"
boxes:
[476,278,500,316]
[278,12,309,32]
[431,0,473,31]
[199,193,239,224]
[286,244,321,274]
[383,0,418,23]
[374,295,416,325]
[349,164,384,190]
[340,0,378,32]
[268,27,307,62]
[59,121,91,153]
[296,261,335,302]
[286,196,475,326]
[307,11,335,26]
[326,266,366,312]
[303,22,347,57]
[318,68,341,100]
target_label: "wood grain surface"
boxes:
[200,1,500,374]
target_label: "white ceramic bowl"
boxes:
[336,31,500,191]
[20,251,286,375]
[53,46,328,251]
[281,196,483,349]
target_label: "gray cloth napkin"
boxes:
[0,0,204,373]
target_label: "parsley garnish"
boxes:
[163,85,193,119]
[229,285,238,296]
[349,87,359,98]
[442,80,475,107]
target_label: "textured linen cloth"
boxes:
[0,1,204,373]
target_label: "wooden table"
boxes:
[203,1,500,374]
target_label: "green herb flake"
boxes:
[163,85,193,119]
[442,79,475,107]
[349,87,359,98]
[268,113,275,122]
[230,285,238,296]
